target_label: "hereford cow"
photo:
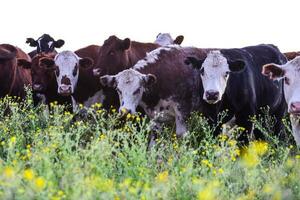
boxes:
[100,45,208,147]
[154,33,184,46]
[93,35,159,77]
[262,56,300,146]
[26,34,65,58]
[284,51,300,61]
[0,44,31,98]
[185,44,287,143]
[17,53,72,107]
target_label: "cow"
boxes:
[93,35,159,77]
[262,56,300,146]
[0,44,31,98]
[26,34,65,58]
[154,33,184,46]
[17,52,72,108]
[185,44,287,143]
[284,51,300,61]
[100,45,208,147]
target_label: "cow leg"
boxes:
[71,96,78,113]
[147,121,163,150]
[290,115,300,147]
[235,109,255,144]
[174,108,187,138]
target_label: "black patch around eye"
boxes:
[200,68,204,76]
[55,67,60,77]
[284,77,290,85]
[133,88,140,95]
[73,64,78,76]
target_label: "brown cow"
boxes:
[93,35,159,77]
[0,44,31,99]
[284,51,300,61]
[18,52,72,107]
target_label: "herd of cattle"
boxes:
[1,33,300,147]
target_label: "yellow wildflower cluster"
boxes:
[156,171,169,183]
[241,141,268,168]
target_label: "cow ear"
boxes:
[100,75,116,88]
[122,38,131,50]
[26,38,38,47]
[40,57,55,69]
[17,59,32,69]
[173,35,184,45]
[143,74,157,86]
[53,39,65,48]
[184,56,204,69]
[262,63,285,80]
[228,59,245,72]
[79,57,94,69]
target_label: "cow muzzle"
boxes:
[290,102,300,115]
[58,85,72,96]
[32,84,43,92]
[204,90,220,104]
[93,68,101,76]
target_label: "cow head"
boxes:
[26,34,65,54]
[93,35,131,77]
[38,51,93,96]
[18,53,57,93]
[155,33,184,46]
[185,50,245,104]
[262,56,300,116]
[100,69,156,114]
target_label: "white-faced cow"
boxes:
[185,44,287,143]
[262,56,300,146]
[26,34,65,58]
[154,33,184,46]
[100,45,208,147]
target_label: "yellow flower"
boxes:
[10,136,16,144]
[250,141,268,156]
[3,166,14,178]
[156,171,168,183]
[198,181,219,200]
[35,177,46,190]
[218,168,224,174]
[201,159,213,168]
[242,152,259,168]
[23,169,34,181]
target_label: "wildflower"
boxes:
[201,159,213,168]
[126,113,132,120]
[251,141,268,156]
[242,152,259,168]
[10,136,16,144]
[3,166,14,178]
[198,181,219,200]
[156,171,168,183]
[218,168,224,174]
[35,177,46,190]
[23,169,34,181]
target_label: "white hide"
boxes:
[54,51,80,94]
[83,90,106,108]
[154,33,174,46]
[201,50,230,103]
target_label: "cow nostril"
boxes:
[206,90,219,100]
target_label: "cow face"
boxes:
[18,53,57,93]
[93,35,131,77]
[155,33,184,46]
[263,57,300,115]
[185,50,245,104]
[40,51,93,96]
[100,69,156,113]
[26,34,65,53]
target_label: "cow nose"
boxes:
[58,85,72,96]
[93,68,101,76]
[290,102,300,114]
[205,90,220,101]
[33,84,43,91]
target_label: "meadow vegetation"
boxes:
[0,91,299,200]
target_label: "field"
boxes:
[0,92,299,200]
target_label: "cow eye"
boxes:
[133,88,140,95]
[200,68,204,76]
[73,64,78,76]
[284,77,290,85]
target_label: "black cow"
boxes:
[26,34,65,58]
[185,44,287,142]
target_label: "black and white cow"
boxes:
[185,44,287,142]
[26,34,65,58]
[154,33,184,46]
[262,56,300,146]
[100,45,208,146]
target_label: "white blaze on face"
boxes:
[114,69,147,113]
[154,33,174,46]
[54,51,79,94]
[201,50,230,103]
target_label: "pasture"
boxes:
[0,91,299,200]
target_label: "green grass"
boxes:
[0,92,299,200]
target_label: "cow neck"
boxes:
[8,59,18,96]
